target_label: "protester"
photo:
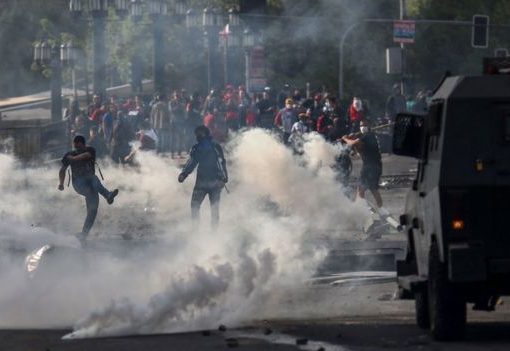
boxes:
[136,120,159,151]
[178,126,228,229]
[277,83,291,109]
[386,84,407,121]
[169,90,187,157]
[185,92,203,149]
[203,108,226,143]
[342,119,383,207]
[123,120,159,163]
[110,111,133,164]
[274,98,298,145]
[327,116,348,142]
[202,89,222,116]
[87,94,102,119]
[102,103,116,145]
[256,91,276,129]
[289,112,310,154]
[347,97,366,133]
[316,109,333,137]
[224,95,239,133]
[237,88,251,129]
[58,135,119,241]
[308,93,323,131]
[150,93,171,153]
[88,126,108,159]
[71,114,89,139]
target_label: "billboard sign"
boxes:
[394,20,416,44]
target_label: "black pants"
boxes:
[191,185,222,228]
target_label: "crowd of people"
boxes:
[64,81,435,164]
[61,82,433,237]
[65,83,397,161]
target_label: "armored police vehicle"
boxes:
[393,73,510,340]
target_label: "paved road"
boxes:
[2,298,510,351]
[4,155,510,350]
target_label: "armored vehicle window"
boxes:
[393,113,425,159]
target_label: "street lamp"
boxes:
[192,7,220,91]
[130,0,143,22]
[242,28,255,94]
[70,0,139,99]
[185,8,200,29]
[33,41,63,123]
[186,6,261,91]
[144,0,167,94]
[68,0,108,99]
[61,41,80,97]
[221,8,241,87]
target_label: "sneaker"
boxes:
[75,231,88,242]
[107,189,119,205]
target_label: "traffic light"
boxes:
[472,15,489,49]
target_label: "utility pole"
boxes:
[50,45,63,123]
[399,0,407,95]
[91,8,107,99]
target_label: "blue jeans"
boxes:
[191,185,222,229]
[72,175,111,234]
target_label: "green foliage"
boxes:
[1,0,510,113]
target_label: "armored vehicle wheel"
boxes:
[415,286,430,329]
[427,242,466,340]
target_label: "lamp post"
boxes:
[130,0,185,94]
[147,0,167,94]
[242,28,256,94]
[204,7,218,90]
[187,7,219,91]
[187,6,252,91]
[69,0,108,99]
[60,41,80,98]
[223,8,241,87]
[34,41,63,123]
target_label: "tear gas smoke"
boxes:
[0,130,368,338]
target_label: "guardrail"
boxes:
[0,119,68,162]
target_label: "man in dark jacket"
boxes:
[59,135,119,239]
[342,119,383,207]
[178,126,228,229]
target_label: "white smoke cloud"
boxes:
[0,129,369,338]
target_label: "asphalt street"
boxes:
[2,155,510,350]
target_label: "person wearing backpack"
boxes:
[58,135,119,240]
[178,126,228,229]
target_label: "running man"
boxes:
[178,126,228,229]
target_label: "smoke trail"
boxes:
[0,129,368,337]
